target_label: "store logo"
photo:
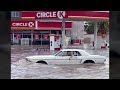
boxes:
[57,11,66,19]
[36,11,66,19]
[28,22,35,27]
[12,21,35,27]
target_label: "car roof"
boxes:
[61,49,85,52]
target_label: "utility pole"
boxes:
[94,21,98,49]
[61,19,65,49]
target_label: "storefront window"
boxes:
[32,31,50,45]
[33,34,40,40]
[23,34,31,38]
[51,30,62,34]
[42,41,50,45]
[41,33,50,46]
[11,30,51,46]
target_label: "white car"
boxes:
[25,49,106,64]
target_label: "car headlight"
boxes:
[26,58,31,62]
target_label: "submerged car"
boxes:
[25,49,106,64]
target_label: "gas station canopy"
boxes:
[67,11,109,21]
[21,11,109,21]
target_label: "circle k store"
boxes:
[11,11,109,49]
[11,20,72,45]
[11,11,72,47]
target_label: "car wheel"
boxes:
[84,60,95,64]
[36,60,48,65]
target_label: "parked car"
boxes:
[25,49,106,64]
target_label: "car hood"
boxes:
[26,55,55,60]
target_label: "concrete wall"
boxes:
[71,21,84,39]
[65,30,71,37]
[84,34,109,48]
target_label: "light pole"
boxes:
[61,19,65,49]
[94,21,98,49]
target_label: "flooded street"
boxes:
[11,45,109,79]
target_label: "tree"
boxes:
[84,21,109,34]
[84,21,95,34]
[104,21,109,33]
[98,21,109,34]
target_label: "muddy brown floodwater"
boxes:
[11,46,109,79]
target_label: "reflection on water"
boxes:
[11,46,109,79]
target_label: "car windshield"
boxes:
[54,51,62,56]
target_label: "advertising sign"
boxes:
[11,21,35,28]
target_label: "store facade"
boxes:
[11,20,72,47]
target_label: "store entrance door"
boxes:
[21,38,29,45]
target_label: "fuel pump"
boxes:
[54,36,61,50]
[50,36,54,51]
[50,35,61,51]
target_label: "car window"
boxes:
[57,51,72,56]
[66,51,72,56]
[55,51,63,56]
[73,51,82,56]
[62,51,68,56]
[54,51,62,56]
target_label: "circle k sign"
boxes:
[11,21,35,28]
[57,11,66,19]
[36,11,67,19]
[28,22,35,27]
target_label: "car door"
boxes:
[55,51,71,64]
[69,51,83,64]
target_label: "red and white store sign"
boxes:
[22,11,68,19]
[22,11,109,19]
[44,35,49,40]
[11,21,35,28]
[36,11,67,19]
[38,22,72,28]
[35,34,39,40]
[11,20,72,29]
[16,35,21,40]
